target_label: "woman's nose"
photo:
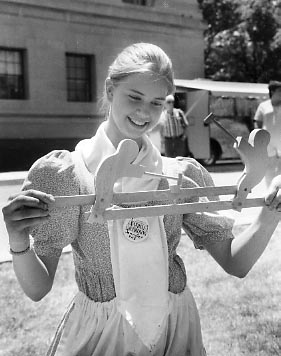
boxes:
[136,107,150,120]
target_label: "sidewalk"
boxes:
[0,168,265,263]
[0,171,27,186]
[0,171,27,263]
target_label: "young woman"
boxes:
[3,42,281,356]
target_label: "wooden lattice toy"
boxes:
[51,113,271,222]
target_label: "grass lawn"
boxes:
[1,223,281,355]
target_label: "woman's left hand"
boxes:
[264,175,281,212]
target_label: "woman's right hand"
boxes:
[2,190,54,251]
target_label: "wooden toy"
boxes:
[51,114,270,223]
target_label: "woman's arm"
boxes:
[12,250,60,302]
[205,177,281,278]
[3,190,60,301]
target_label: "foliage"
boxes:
[197,0,281,82]
[197,0,239,38]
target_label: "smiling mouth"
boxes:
[128,116,148,128]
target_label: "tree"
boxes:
[206,26,253,81]
[198,0,281,82]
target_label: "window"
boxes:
[66,53,93,102]
[0,48,26,100]
[122,0,155,6]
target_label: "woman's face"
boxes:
[105,72,168,148]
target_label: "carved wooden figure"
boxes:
[87,139,145,223]
[232,129,270,211]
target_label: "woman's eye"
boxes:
[152,101,163,107]
[129,95,141,101]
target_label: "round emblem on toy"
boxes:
[123,217,149,242]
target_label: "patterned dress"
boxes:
[22,151,234,356]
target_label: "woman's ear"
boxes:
[105,78,114,102]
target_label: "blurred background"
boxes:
[2,0,281,171]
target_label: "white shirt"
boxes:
[254,99,281,157]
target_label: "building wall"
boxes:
[0,0,205,142]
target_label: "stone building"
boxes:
[0,0,205,170]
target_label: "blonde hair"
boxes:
[101,43,174,114]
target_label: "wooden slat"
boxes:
[52,185,237,208]
[103,197,265,220]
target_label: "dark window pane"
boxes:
[0,49,25,99]
[66,53,92,102]
[122,0,154,5]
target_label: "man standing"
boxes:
[161,94,190,158]
[254,80,281,187]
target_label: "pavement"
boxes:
[0,167,266,263]
[0,171,27,185]
[0,172,27,263]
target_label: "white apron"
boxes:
[46,123,206,356]
[76,122,169,350]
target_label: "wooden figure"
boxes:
[232,129,270,211]
[87,139,145,223]
[51,124,271,221]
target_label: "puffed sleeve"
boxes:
[182,159,234,249]
[22,150,80,257]
[162,157,234,250]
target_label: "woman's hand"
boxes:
[2,190,54,251]
[264,175,281,213]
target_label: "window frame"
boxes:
[65,52,94,103]
[0,47,27,100]
[122,0,155,6]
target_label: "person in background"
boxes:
[161,94,191,157]
[254,80,281,187]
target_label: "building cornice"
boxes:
[0,0,206,32]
